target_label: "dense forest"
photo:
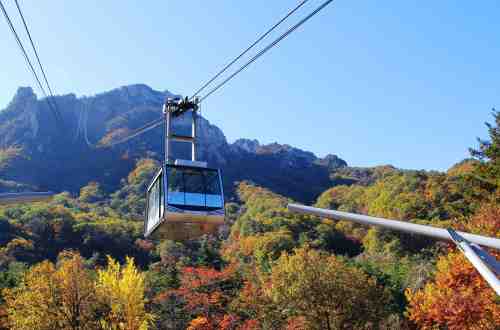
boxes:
[0,110,499,329]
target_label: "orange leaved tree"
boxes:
[406,204,500,329]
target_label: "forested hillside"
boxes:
[0,102,499,328]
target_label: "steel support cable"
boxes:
[0,0,62,125]
[73,101,84,141]
[13,0,63,123]
[83,100,94,147]
[82,98,107,149]
[190,0,309,99]
[81,90,163,149]
[96,117,163,148]
[96,0,334,148]
[199,0,334,103]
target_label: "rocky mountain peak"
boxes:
[13,86,36,100]
[258,143,317,162]
[3,87,37,113]
[119,84,169,101]
[317,154,348,170]
[231,139,260,153]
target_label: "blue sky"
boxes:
[1,1,499,171]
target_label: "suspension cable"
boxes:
[96,118,163,148]
[13,0,63,123]
[98,0,334,148]
[83,99,96,147]
[190,0,309,99]
[0,0,62,125]
[198,0,334,103]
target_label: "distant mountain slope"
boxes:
[0,84,348,202]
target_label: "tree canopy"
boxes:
[0,112,499,329]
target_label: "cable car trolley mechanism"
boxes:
[144,97,225,241]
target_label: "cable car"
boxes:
[144,97,225,241]
[0,191,55,205]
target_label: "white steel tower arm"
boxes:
[288,203,500,295]
[447,229,500,295]
[287,204,500,249]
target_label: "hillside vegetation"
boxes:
[0,108,499,328]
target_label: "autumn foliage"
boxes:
[154,263,242,329]
[3,251,151,330]
[267,247,392,329]
[96,256,153,330]
[406,204,500,329]
[3,252,97,330]
[2,113,500,329]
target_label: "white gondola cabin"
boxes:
[144,161,225,240]
[144,97,225,241]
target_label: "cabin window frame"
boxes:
[145,168,163,236]
[165,164,223,211]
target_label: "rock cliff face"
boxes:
[231,139,260,153]
[0,84,347,202]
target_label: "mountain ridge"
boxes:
[0,84,348,202]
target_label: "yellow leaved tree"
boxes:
[3,252,98,330]
[266,247,392,330]
[96,256,153,330]
[3,252,152,330]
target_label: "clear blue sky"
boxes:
[1,1,499,171]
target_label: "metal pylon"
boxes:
[163,97,200,165]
